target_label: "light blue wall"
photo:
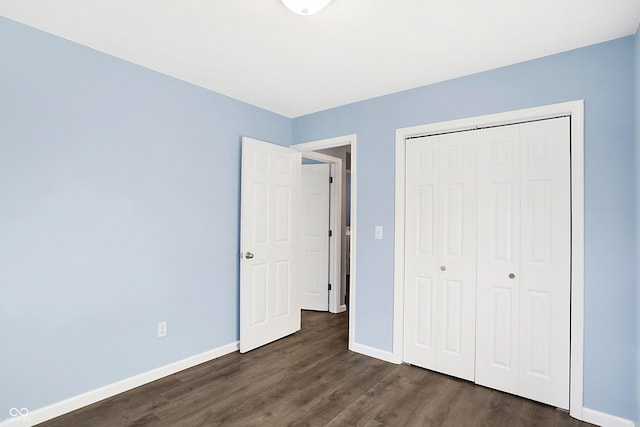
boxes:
[0,17,291,417]
[293,37,638,420]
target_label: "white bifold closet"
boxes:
[403,116,570,409]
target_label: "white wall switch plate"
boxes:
[375,226,383,240]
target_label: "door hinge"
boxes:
[328,283,332,291]
[329,176,333,184]
[329,230,333,237]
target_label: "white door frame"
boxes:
[302,152,343,313]
[393,101,585,420]
[292,134,357,350]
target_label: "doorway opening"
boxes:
[300,153,343,313]
[292,134,357,351]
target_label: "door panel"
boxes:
[416,276,435,347]
[275,260,291,318]
[490,286,514,368]
[252,184,268,244]
[251,264,268,325]
[442,279,462,354]
[240,137,301,353]
[275,187,292,242]
[404,136,439,369]
[518,117,570,409]
[491,183,515,263]
[437,133,477,381]
[527,181,552,263]
[443,183,463,256]
[525,290,551,375]
[418,185,436,255]
[300,163,331,311]
[476,124,521,394]
[404,133,476,381]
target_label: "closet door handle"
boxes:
[440,266,446,271]
[509,273,515,279]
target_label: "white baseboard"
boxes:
[329,304,347,314]
[1,341,239,427]
[350,342,400,364]
[583,407,636,427]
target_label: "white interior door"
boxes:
[404,135,439,369]
[240,137,301,353]
[403,132,477,381]
[518,118,570,408]
[475,124,522,394]
[475,117,570,409]
[300,163,331,311]
[436,132,477,381]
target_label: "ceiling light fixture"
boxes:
[281,0,332,15]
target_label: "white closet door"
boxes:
[518,117,570,409]
[476,118,570,409]
[404,135,440,369]
[404,133,477,381]
[475,124,522,394]
[436,132,477,381]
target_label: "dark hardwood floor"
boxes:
[38,311,595,426]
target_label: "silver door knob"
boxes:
[440,266,446,271]
[509,273,515,279]
[244,252,254,259]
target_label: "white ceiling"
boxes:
[1,1,639,118]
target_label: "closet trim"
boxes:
[393,100,584,420]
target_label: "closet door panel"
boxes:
[403,136,439,369]
[436,133,477,381]
[475,125,521,394]
[518,117,570,409]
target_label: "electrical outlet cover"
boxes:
[157,321,167,338]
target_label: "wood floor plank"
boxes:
[38,311,596,427]
[250,352,394,426]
